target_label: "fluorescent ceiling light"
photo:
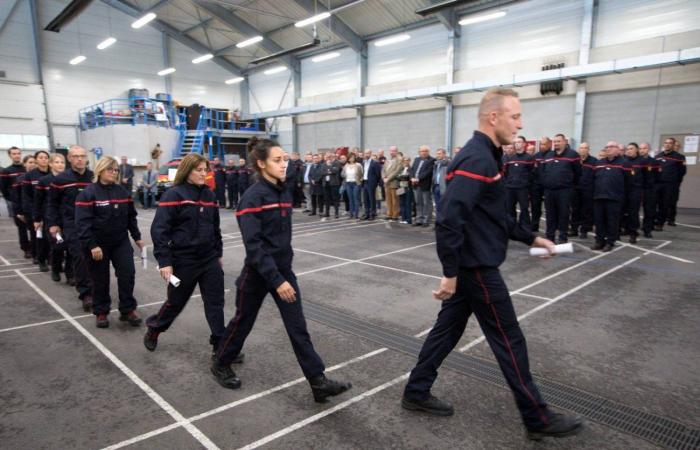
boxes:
[69,55,86,65]
[374,34,410,47]
[295,11,331,28]
[312,52,340,63]
[225,77,244,84]
[157,67,176,76]
[192,53,214,64]
[96,37,116,50]
[264,65,287,75]
[131,12,156,29]
[236,35,263,48]
[459,10,506,26]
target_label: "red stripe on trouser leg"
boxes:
[475,269,548,425]
[216,267,249,359]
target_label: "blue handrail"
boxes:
[79,97,178,131]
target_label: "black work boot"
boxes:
[143,328,160,351]
[119,310,142,326]
[81,295,92,312]
[629,234,637,244]
[591,242,605,251]
[96,314,109,328]
[602,244,613,252]
[51,271,61,282]
[401,394,454,416]
[644,231,653,238]
[211,361,241,389]
[39,263,49,272]
[66,277,76,286]
[526,413,584,440]
[309,374,352,403]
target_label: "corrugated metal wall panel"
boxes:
[301,47,357,97]
[594,0,700,48]
[459,0,583,69]
[298,119,357,151]
[364,108,444,157]
[368,24,447,86]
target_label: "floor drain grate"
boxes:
[305,301,699,449]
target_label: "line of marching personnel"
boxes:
[502,135,686,251]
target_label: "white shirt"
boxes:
[345,164,357,182]
[304,163,312,183]
[363,159,371,180]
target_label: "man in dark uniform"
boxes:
[571,142,597,239]
[402,88,583,440]
[540,133,580,244]
[1,146,30,257]
[212,157,227,208]
[654,138,686,230]
[237,158,251,199]
[503,135,534,228]
[638,143,658,238]
[623,143,645,243]
[591,141,632,252]
[225,158,239,209]
[530,137,550,232]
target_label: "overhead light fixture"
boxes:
[96,37,117,50]
[312,52,340,63]
[459,10,506,26]
[69,55,86,65]
[374,34,410,47]
[225,77,245,84]
[295,12,331,28]
[131,12,156,29]
[157,67,176,76]
[250,39,320,65]
[264,66,288,75]
[236,36,263,48]
[192,53,214,64]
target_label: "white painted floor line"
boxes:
[0,271,41,279]
[221,218,355,241]
[513,292,553,302]
[11,266,220,450]
[619,242,694,264]
[675,222,700,229]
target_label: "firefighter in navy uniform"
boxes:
[530,138,550,232]
[503,135,534,228]
[145,153,226,355]
[11,155,36,260]
[75,156,144,329]
[639,143,659,238]
[1,146,30,258]
[47,146,94,311]
[237,157,251,198]
[22,151,50,269]
[571,143,597,239]
[225,158,239,209]
[623,143,644,243]
[212,137,352,403]
[654,137,686,230]
[540,134,581,244]
[212,156,227,208]
[402,89,583,440]
[591,142,633,252]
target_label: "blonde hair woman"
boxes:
[75,155,144,328]
[33,153,68,281]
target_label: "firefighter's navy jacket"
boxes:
[32,173,54,223]
[437,131,534,278]
[503,152,534,189]
[46,168,94,232]
[593,156,632,202]
[235,176,293,290]
[655,150,686,184]
[150,183,222,268]
[540,147,581,190]
[578,155,598,191]
[21,168,49,217]
[75,182,141,250]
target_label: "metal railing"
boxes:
[200,108,260,132]
[79,98,178,130]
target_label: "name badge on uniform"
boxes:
[554,160,559,163]
[114,204,118,209]
[200,207,204,213]
[606,167,610,170]
[514,163,519,167]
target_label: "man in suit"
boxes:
[302,152,314,212]
[140,162,157,209]
[382,146,403,221]
[308,154,324,216]
[118,156,134,193]
[225,158,238,209]
[432,148,450,218]
[361,149,382,220]
[411,145,435,227]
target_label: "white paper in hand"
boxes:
[169,274,181,287]
[141,247,147,269]
[529,243,573,257]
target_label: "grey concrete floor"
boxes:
[0,206,698,450]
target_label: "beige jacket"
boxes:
[382,156,403,189]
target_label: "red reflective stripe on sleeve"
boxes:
[235,202,294,217]
[75,201,94,206]
[50,182,91,189]
[446,170,501,183]
[158,200,217,207]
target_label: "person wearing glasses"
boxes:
[75,156,144,328]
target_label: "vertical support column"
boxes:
[239,79,250,115]
[445,21,460,155]
[29,0,55,150]
[291,60,301,152]
[355,43,368,150]
[162,32,172,94]
[573,0,595,147]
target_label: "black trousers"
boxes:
[642,188,655,233]
[571,188,594,234]
[87,239,137,315]
[404,267,552,429]
[146,257,225,345]
[544,188,572,241]
[362,183,378,218]
[623,188,642,236]
[26,215,38,257]
[506,187,531,228]
[322,184,339,216]
[310,192,322,214]
[215,266,325,380]
[227,184,238,208]
[530,184,544,232]
[36,225,51,265]
[215,184,226,207]
[655,182,680,225]
[51,237,72,277]
[594,199,622,245]
[16,217,31,252]
[66,232,92,299]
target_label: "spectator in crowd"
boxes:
[361,149,382,220]
[382,146,402,221]
[410,145,435,227]
[321,153,341,218]
[341,153,363,219]
[397,155,413,224]
[308,154,324,216]
[140,162,157,209]
[118,156,134,193]
[225,158,239,209]
[432,148,449,218]
[302,152,313,212]
[452,146,461,156]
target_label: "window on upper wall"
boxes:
[459,0,584,70]
[594,0,700,48]
[368,24,448,86]
[0,134,49,149]
[301,47,357,97]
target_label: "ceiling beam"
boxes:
[290,0,363,52]
[100,0,243,76]
[180,17,212,35]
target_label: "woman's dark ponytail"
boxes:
[247,137,280,177]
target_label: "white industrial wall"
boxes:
[301,47,357,97]
[297,119,356,152]
[364,108,445,157]
[248,67,294,149]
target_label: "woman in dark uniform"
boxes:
[22,150,50,271]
